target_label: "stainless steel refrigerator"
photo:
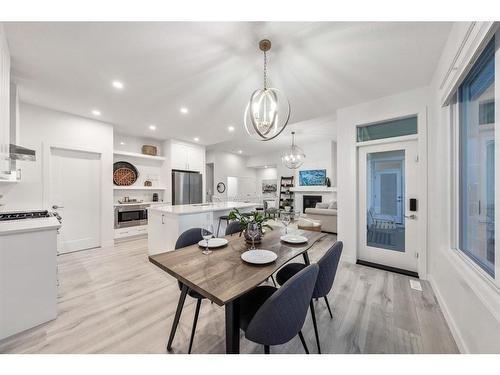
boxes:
[172,170,203,205]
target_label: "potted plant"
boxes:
[228,208,273,244]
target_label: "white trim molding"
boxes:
[427,274,469,353]
[441,22,498,106]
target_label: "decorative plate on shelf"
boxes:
[113,161,139,186]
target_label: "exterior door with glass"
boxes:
[358,140,419,273]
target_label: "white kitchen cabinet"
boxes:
[170,140,205,172]
[0,25,10,172]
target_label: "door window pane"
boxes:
[458,37,495,277]
[357,116,417,142]
[366,150,405,252]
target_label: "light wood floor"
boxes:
[0,234,458,354]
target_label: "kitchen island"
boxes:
[147,201,257,255]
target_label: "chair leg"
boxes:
[309,300,321,354]
[167,284,189,351]
[298,330,309,354]
[264,345,270,354]
[324,296,333,319]
[188,298,202,354]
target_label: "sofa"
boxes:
[304,201,337,234]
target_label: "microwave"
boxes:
[114,205,148,229]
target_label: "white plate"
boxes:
[241,249,278,265]
[198,238,229,248]
[280,234,308,244]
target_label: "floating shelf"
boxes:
[113,186,167,190]
[113,150,166,162]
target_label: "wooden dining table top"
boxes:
[149,228,327,306]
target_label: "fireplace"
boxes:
[303,195,322,213]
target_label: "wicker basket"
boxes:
[141,145,157,156]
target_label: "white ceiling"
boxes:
[4,22,451,155]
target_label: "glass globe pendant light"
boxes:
[282,132,305,169]
[244,39,290,141]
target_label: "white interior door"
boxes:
[358,140,418,273]
[50,147,101,254]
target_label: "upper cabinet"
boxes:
[0,24,10,171]
[170,140,205,172]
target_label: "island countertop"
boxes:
[147,201,258,216]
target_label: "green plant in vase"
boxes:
[228,208,273,243]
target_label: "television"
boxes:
[299,169,327,186]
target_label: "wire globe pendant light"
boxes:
[244,39,290,141]
[282,132,305,169]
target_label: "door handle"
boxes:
[404,214,417,220]
[52,205,64,209]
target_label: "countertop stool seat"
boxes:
[275,241,343,354]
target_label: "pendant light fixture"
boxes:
[244,39,290,141]
[282,131,305,169]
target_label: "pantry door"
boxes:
[49,147,101,254]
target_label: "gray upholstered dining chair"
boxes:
[275,241,343,354]
[167,227,207,354]
[225,221,242,236]
[239,264,319,354]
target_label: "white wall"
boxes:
[206,150,257,200]
[336,87,429,267]
[336,22,500,353]
[0,102,114,246]
[425,22,500,353]
[246,139,337,210]
[255,167,278,200]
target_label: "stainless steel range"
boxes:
[0,210,53,221]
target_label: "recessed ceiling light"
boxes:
[238,150,243,154]
[112,80,124,90]
[193,137,199,142]
[180,107,189,114]
[120,142,125,146]
[264,165,268,168]
[149,124,156,131]
[91,109,101,116]
[228,126,235,132]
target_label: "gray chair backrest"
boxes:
[225,221,242,236]
[175,228,205,292]
[175,228,204,250]
[313,241,343,298]
[245,264,319,346]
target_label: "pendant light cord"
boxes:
[263,51,267,89]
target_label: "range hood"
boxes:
[9,144,36,161]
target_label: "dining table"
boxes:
[148,227,327,354]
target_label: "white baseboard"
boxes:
[427,274,469,353]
